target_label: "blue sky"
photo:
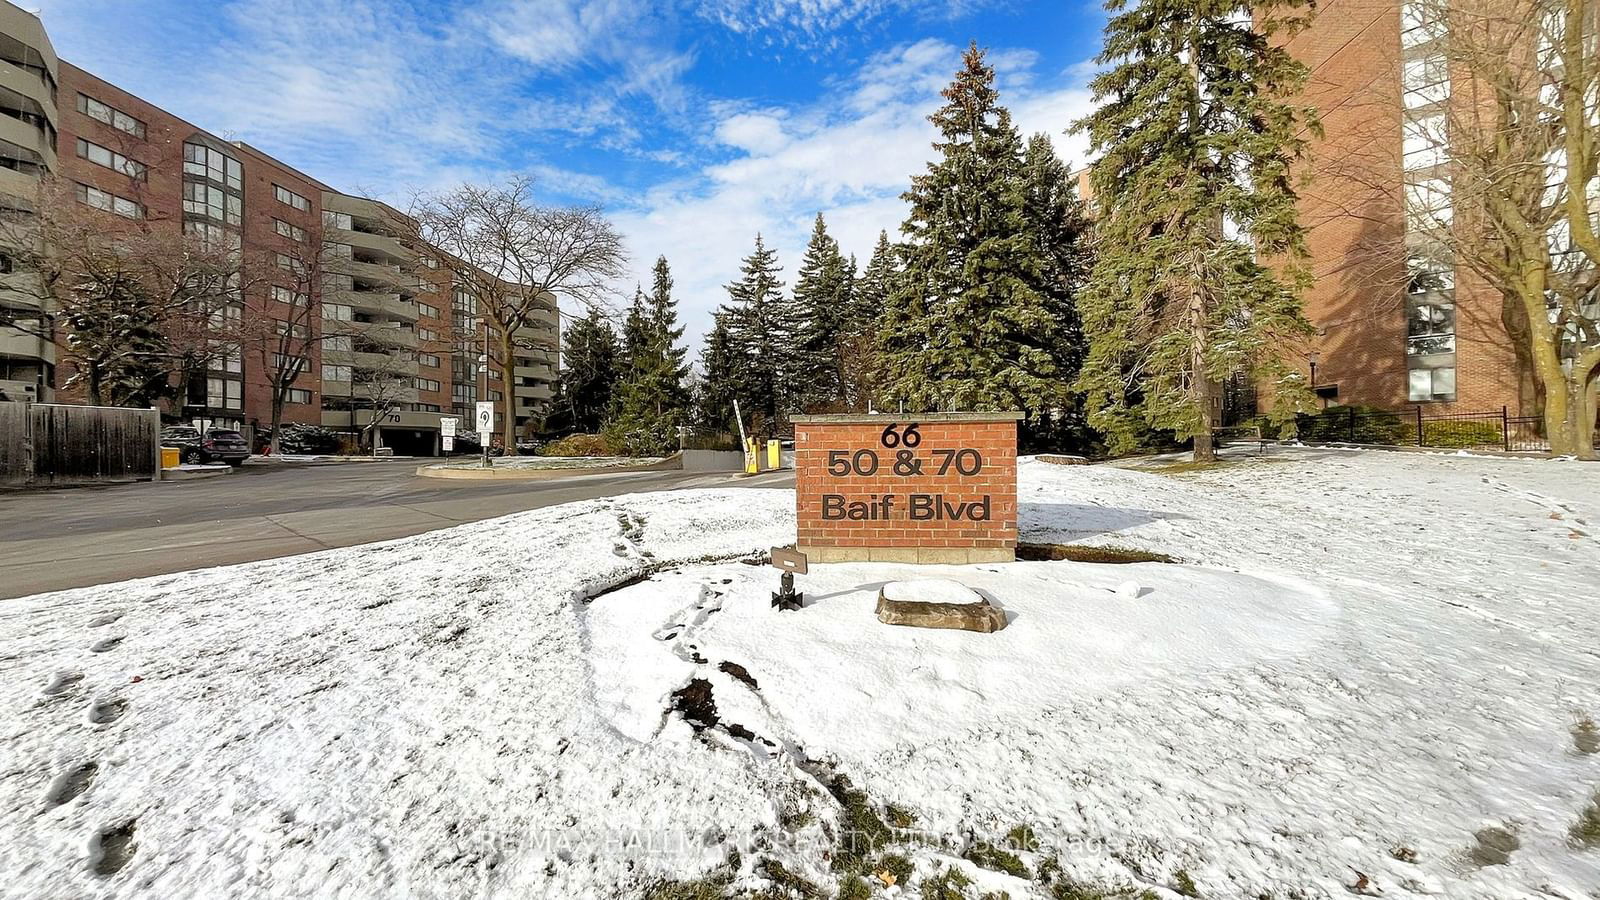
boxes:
[32,0,1106,344]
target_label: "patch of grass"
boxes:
[824,775,894,875]
[836,876,873,900]
[1570,792,1600,848]
[1148,460,1227,475]
[919,865,974,900]
[1005,825,1041,854]
[887,804,918,829]
[646,872,733,900]
[756,858,823,898]
[1047,879,1157,900]
[1573,717,1599,755]
[877,853,915,885]
[964,841,1031,880]
[1171,869,1200,897]
[1016,543,1176,565]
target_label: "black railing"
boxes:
[1295,405,1550,453]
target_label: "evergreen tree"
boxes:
[877,44,1068,414]
[791,213,853,409]
[606,256,691,454]
[853,233,898,333]
[556,308,619,433]
[695,313,741,431]
[620,286,650,368]
[1019,132,1095,451]
[719,233,794,435]
[1075,0,1317,461]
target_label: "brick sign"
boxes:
[793,413,1021,564]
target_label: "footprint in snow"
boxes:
[45,762,99,808]
[91,820,137,876]
[89,612,123,628]
[43,671,85,696]
[88,697,128,725]
[90,636,123,653]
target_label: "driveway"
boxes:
[0,459,794,599]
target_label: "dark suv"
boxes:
[161,426,251,466]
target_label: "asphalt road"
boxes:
[0,460,794,599]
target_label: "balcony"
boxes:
[334,227,412,265]
[330,256,419,292]
[324,348,419,377]
[513,383,553,401]
[325,289,417,323]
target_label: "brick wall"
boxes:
[794,414,1019,564]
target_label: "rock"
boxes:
[875,580,1007,633]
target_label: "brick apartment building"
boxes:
[1284,0,1532,414]
[0,2,556,454]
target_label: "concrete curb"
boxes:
[414,453,684,480]
[160,466,232,481]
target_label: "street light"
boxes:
[1308,351,1320,388]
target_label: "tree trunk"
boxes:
[1191,286,1217,463]
[499,330,518,455]
[268,393,284,456]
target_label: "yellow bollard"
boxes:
[766,439,780,471]
[744,439,759,475]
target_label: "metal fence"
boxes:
[1,403,161,487]
[1295,405,1550,453]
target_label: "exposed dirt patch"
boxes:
[718,661,758,690]
[1017,543,1176,564]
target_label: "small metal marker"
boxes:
[770,547,808,611]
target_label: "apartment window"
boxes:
[1406,299,1456,356]
[271,352,307,371]
[324,303,353,321]
[285,388,312,405]
[270,285,308,306]
[206,377,243,410]
[1408,366,1456,402]
[322,364,352,382]
[417,302,440,318]
[416,403,441,413]
[323,211,352,230]
[1402,56,1449,108]
[1401,0,1445,48]
[74,182,142,218]
[1403,178,1452,231]
[420,256,438,269]
[274,184,310,211]
[184,220,240,251]
[414,377,442,392]
[183,142,241,190]
[419,353,440,368]
[184,181,241,225]
[275,219,307,241]
[76,94,145,138]
[326,241,352,258]
[76,138,146,179]
[274,320,309,339]
[488,389,502,402]
[419,327,439,342]
[1402,114,1447,171]
[325,334,351,352]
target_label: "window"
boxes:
[270,285,308,306]
[488,389,502,402]
[1401,0,1445,48]
[1402,55,1448,107]
[76,138,146,179]
[414,377,442,392]
[419,327,439,342]
[74,182,141,218]
[420,256,439,269]
[419,353,440,368]
[323,211,352,230]
[274,320,309,339]
[274,184,309,211]
[326,241,352,258]
[1403,178,1452,231]
[417,302,440,318]
[206,377,243,410]
[1406,299,1456,356]
[1408,366,1456,402]
[285,388,312,405]
[183,142,241,189]
[184,220,240,251]
[212,343,242,374]
[324,303,352,321]
[271,352,307,371]
[77,94,145,138]
[415,403,441,413]
[322,364,352,382]
[1403,114,1447,171]
[183,181,242,225]
[275,219,307,241]
[1407,252,1455,295]
[325,334,351,351]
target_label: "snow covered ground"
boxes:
[3,448,1598,898]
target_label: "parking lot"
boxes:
[0,458,791,599]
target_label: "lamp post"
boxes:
[1308,351,1322,409]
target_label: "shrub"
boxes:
[539,433,618,457]
[1421,419,1503,449]
[1297,405,1411,445]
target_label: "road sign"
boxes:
[441,435,454,451]
[440,417,459,439]
[474,401,494,439]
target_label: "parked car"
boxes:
[161,426,251,466]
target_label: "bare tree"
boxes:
[1402,0,1599,456]
[0,177,257,408]
[400,176,627,453]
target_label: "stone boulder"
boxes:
[875,579,1008,633]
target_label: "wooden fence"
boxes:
[0,403,160,487]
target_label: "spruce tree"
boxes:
[791,213,853,409]
[695,313,741,431]
[606,257,691,454]
[1020,132,1095,451]
[620,287,650,369]
[853,232,897,334]
[719,234,794,435]
[1075,0,1317,461]
[557,309,620,433]
[877,44,1067,414]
